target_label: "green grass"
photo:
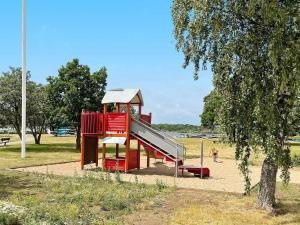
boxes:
[0,170,168,225]
[0,134,23,143]
[0,134,123,170]
[0,135,80,170]
[179,138,300,166]
[167,183,300,225]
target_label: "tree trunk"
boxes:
[15,126,22,140]
[32,133,40,144]
[257,156,278,212]
[76,126,81,150]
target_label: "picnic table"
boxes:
[0,137,10,146]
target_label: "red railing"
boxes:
[81,111,103,134]
[105,113,127,132]
[140,113,152,125]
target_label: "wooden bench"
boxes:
[0,137,10,146]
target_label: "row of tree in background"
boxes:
[152,124,201,133]
[0,59,108,148]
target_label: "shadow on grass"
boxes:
[275,183,300,221]
[0,171,41,199]
[0,143,118,154]
[1,143,79,153]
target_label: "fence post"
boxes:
[175,149,178,178]
[200,141,204,179]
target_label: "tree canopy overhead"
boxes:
[172,0,299,212]
[47,59,108,149]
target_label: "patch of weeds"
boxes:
[155,179,167,190]
[105,171,113,182]
[115,170,122,183]
[2,173,166,224]
[0,201,26,225]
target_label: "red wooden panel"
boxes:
[105,158,125,171]
[154,150,164,159]
[140,114,151,125]
[105,113,127,132]
[81,111,103,134]
[128,150,138,170]
[186,168,210,177]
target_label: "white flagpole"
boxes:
[21,0,26,158]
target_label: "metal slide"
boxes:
[131,117,185,162]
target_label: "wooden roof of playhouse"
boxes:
[101,88,144,106]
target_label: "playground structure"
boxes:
[81,89,209,177]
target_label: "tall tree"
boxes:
[27,83,50,144]
[0,67,49,144]
[47,59,108,149]
[200,90,221,129]
[172,0,299,212]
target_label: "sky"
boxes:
[0,0,213,125]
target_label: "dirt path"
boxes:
[12,158,300,193]
[12,156,300,193]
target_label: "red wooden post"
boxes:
[125,103,130,172]
[137,104,142,169]
[116,103,120,158]
[95,136,99,167]
[81,134,85,170]
[102,104,108,169]
[146,150,150,168]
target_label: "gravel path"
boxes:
[13,156,300,193]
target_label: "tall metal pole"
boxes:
[21,0,26,158]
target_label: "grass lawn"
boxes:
[0,134,136,170]
[165,183,300,225]
[0,134,24,143]
[0,135,80,170]
[179,138,300,166]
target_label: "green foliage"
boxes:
[292,155,300,167]
[152,124,201,133]
[47,59,108,149]
[289,97,300,135]
[27,83,50,144]
[200,90,221,129]
[0,67,49,144]
[172,0,299,196]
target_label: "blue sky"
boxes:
[0,0,213,125]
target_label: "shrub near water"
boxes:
[6,172,166,224]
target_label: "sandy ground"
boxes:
[13,156,300,193]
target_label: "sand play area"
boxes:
[13,156,300,193]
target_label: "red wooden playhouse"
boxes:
[81,89,209,177]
